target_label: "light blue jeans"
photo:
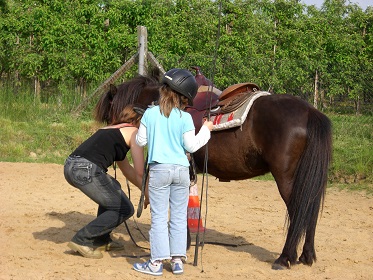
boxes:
[148,163,190,261]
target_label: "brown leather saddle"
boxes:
[186,69,260,132]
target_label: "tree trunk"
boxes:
[355,95,361,115]
[34,76,41,102]
[80,78,87,98]
[313,70,319,109]
[321,88,328,110]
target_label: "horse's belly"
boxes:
[192,139,269,181]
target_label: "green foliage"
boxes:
[1,0,372,106]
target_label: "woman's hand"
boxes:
[144,178,150,209]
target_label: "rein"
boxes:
[193,0,223,270]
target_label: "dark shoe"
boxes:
[98,240,125,251]
[67,241,103,259]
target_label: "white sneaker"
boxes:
[133,260,163,276]
[171,258,184,274]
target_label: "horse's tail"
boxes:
[286,108,332,257]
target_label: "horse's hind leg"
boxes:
[271,139,322,269]
[270,149,308,269]
[272,173,317,269]
[272,240,297,270]
[272,217,298,269]
[299,225,316,266]
[270,205,317,268]
[270,178,299,269]
[273,216,316,269]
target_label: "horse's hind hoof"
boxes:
[272,260,291,270]
[299,253,315,266]
[271,263,287,270]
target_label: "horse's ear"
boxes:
[109,84,117,100]
[149,67,161,81]
[109,84,117,95]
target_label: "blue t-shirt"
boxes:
[141,106,195,166]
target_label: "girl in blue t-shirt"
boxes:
[133,69,213,276]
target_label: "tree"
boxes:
[0,0,371,112]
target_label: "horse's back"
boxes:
[250,94,328,144]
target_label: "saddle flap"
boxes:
[191,90,220,111]
[219,82,260,100]
[198,85,222,96]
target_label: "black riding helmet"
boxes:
[162,68,198,106]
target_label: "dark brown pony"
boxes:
[94,70,332,270]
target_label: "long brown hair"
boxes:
[158,84,189,117]
[111,104,143,127]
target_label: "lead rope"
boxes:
[112,162,150,258]
[193,0,223,271]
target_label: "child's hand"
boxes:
[203,119,214,131]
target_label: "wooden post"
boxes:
[138,26,148,75]
[147,52,166,75]
[72,25,165,114]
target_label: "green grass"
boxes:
[0,115,98,163]
[327,113,372,194]
[0,86,372,193]
[0,84,98,163]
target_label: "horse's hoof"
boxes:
[271,263,289,270]
[272,259,291,270]
[299,253,315,266]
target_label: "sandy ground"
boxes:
[0,162,372,280]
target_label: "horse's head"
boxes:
[94,70,161,123]
[136,84,161,107]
